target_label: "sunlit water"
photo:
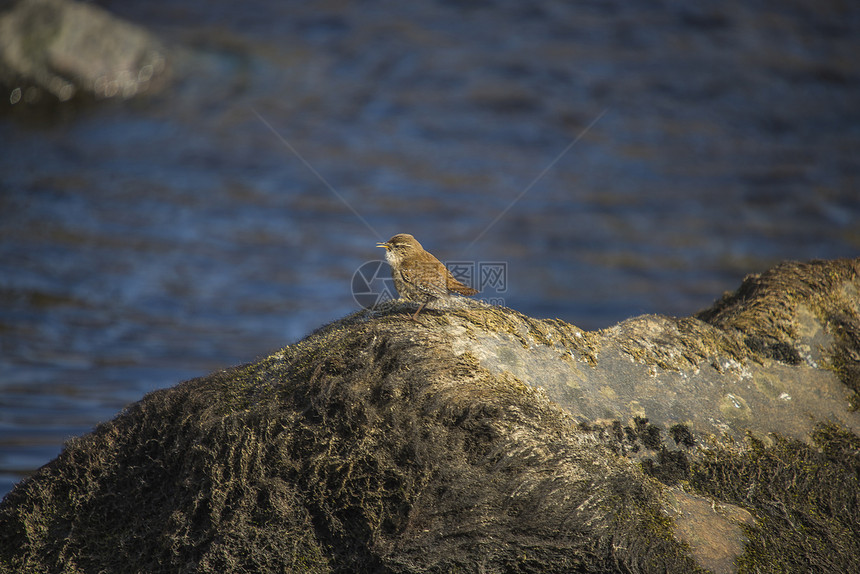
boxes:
[1,0,858,497]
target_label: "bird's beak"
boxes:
[376,242,389,250]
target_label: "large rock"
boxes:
[1,258,858,573]
[0,0,168,104]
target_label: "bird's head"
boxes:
[377,233,422,263]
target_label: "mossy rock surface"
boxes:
[1,258,858,573]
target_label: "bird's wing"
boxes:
[400,258,449,297]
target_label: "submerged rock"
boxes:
[0,0,168,104]
[1,258,858,573]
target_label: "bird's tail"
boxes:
[448,280,478,296]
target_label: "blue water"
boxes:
[2,0,859,497]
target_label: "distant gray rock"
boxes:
[1,258,858,573]
[0,0,168,104]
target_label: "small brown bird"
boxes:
[377,233,478,320]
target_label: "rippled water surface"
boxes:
[1,0,858,496]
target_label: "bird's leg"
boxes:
[410,299,428,321]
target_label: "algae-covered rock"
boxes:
[0,0,168,104]
[1,258,858,573]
